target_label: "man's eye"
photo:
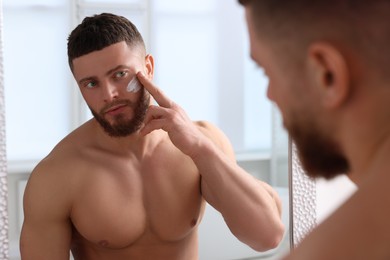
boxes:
[86,81,97,88]
[115,71,127,78]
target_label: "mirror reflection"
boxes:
[4,0,289,259]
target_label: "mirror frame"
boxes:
[289,140,317,248]
[0,1,9,258]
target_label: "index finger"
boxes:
[137,71,173,108]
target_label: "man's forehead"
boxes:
[72,43,142,76]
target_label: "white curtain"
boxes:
[0,0,9,258]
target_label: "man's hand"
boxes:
[137,72,209,158]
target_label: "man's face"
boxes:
[72,41,152,137]
[245,7,349,179]
[90,88,150,137]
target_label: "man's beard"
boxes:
[90,89,150,137]
[286,114,350,180]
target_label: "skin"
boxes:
[244,4,390,260]
[20,41,284,259]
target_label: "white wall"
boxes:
[199,186,290,260]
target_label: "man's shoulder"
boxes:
[44,119,95,162]
[194,120,221,136]
[193,120,235,159]
[194,120,215,128]
[193,120,230,143]
[30,122,94,182]
[25,138,88,212]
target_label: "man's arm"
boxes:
[138,72,285,251]
[195,121,284,251]
[20,161,73,260]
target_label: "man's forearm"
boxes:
[193,141,285,251]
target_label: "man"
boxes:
[239,0,390,259]
[20,13,284,259]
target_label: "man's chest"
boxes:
[70,157,204,249]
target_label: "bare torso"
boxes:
[48,120,205,259]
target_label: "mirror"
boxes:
[290,144,358,248]
[0,1,9,258]
[290,143,316,247]
[3,0,290,259]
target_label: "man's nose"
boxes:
[266,82,274,102]
[102,82,119,102]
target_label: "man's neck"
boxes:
[90,119,163,159]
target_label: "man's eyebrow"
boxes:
[78,76,96,86]
[78,65,130,85]
[105,65,130,77]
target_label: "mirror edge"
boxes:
[289,138,317,248]
[0,0,9,258]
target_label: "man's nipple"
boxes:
[190,218,197,227]
[98,240,110,247]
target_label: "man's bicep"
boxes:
[20,217,72,260]
[20,169,73,259]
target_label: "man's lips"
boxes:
[104,104,127,114]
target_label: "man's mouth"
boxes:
[104,104,128,115]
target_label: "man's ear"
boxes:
[307,42,350,108]
[144,54,154,79]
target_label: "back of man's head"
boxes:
[239,0,390,80]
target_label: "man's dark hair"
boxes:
[67,13,145,71]
[238,0,390,79]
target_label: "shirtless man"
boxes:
[19,13,284,259]
[239,0,390,259]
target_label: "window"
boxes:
[4,0,71,163]
[5,0,275,167]
[150,0,272,153]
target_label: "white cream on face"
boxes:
[126,76,142,93]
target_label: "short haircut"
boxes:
[238,0,390,78]
[67,13,146,71]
